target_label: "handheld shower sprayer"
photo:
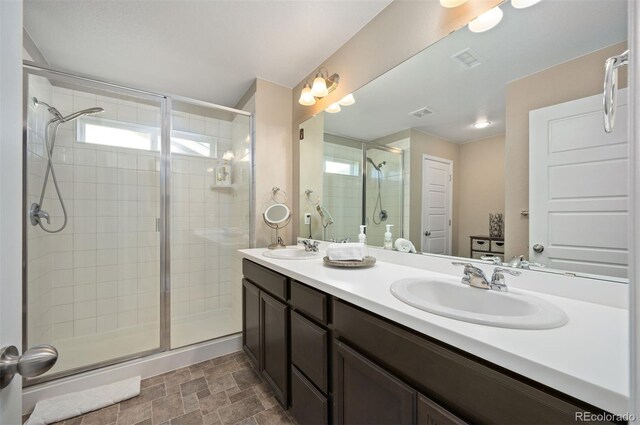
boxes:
[30,99,104,233]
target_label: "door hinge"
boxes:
[449,174,452,182]
[449,219,452,226]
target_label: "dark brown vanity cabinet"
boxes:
[290,280,332,424]
[243,259,615,425]
[241,260,289,407]
[334,340,416,425]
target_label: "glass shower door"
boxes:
[364,146,404,246]
[24,69,166,381]
[169,100,251,348]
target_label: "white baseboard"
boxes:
[22,333,242,415]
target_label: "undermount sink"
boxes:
[263,247,321,260]
[390,278,568,329]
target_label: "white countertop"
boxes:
[239,246,630,415]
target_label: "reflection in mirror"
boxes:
[298,0,628,281]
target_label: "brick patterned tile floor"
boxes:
[24,351,297,425]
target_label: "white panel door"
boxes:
[0,0,24,423]
[421,156,452,255]
[529,89,628,278]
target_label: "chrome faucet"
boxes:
[452,262,520,292]
[301,240,319,252]
[490,267,521,292]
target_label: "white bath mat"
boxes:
[25,376,141,425]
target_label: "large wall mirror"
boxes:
[298,0,629,282]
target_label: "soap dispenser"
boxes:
[358,225,367,244]
[383,224,394,250]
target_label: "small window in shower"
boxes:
[78,117,159,151]
[324,159,359,176]
[77,117,217,158]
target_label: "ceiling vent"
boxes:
[409,107,436,118]
[451,48,482,69]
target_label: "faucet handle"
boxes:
[490,267,521,292]
[493,267,521,276]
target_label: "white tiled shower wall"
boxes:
[26,80,247,350]
[322,142,362,242]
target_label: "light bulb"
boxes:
[325,103,341,114]
[511,0,541,8]
[338,93,355,106]
[298,84,316,106]
[472,120,492,129]
[468,6,503,33]
[311,74,329,98]
[440,0,467,7]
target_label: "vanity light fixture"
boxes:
[325,103,341,114]
[472,120,492,129]
[440,0,467,7]
[468,6,503,33]
[511,0,541,8]
[298,68,340,106]
[338,93,356,106]
[298,84,316,106]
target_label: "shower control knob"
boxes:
[0,345,58,389]
[532,244,545,253]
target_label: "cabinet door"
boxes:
[260,291,289,407]
[334,340,415,425]
[417,395,467,425]
[242,279,260,368]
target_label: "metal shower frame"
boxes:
[21,60,255,386]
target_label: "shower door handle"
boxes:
[603,50,629,133]
[0,345,58,389]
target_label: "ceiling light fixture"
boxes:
[298,84,316,106]
[440,0,467,7]
[468,6,503,33]
[338,94,355,106]
[298,68,340,106]
[511,0,541,8]
[325,103,341,114]
[472,120,492,129]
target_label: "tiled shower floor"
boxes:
[24,351,296,425]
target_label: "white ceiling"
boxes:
[24,0,392,107]
[324,0,628,143]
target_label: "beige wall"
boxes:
[292,0,502,237]
[457,135,505,258]
[240,79,293,248]
[298,113,324,238]
[409,129,460,255]
[505,42,627,259]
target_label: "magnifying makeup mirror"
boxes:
[263,203,292,249]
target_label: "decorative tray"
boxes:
[322,256,376,268]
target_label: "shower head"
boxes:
[60,107,104,123]
[367,157,386,172]
[33,97,104,123]
[316,204,334,227]
[33,97,64,121]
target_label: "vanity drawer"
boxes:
[491,241,505,253]
[470,238,490,252]
[333,299,605,424]
[291,365,329,425]
[290,280,328,324]
[243,259,287,301]
[291,310,328,393]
